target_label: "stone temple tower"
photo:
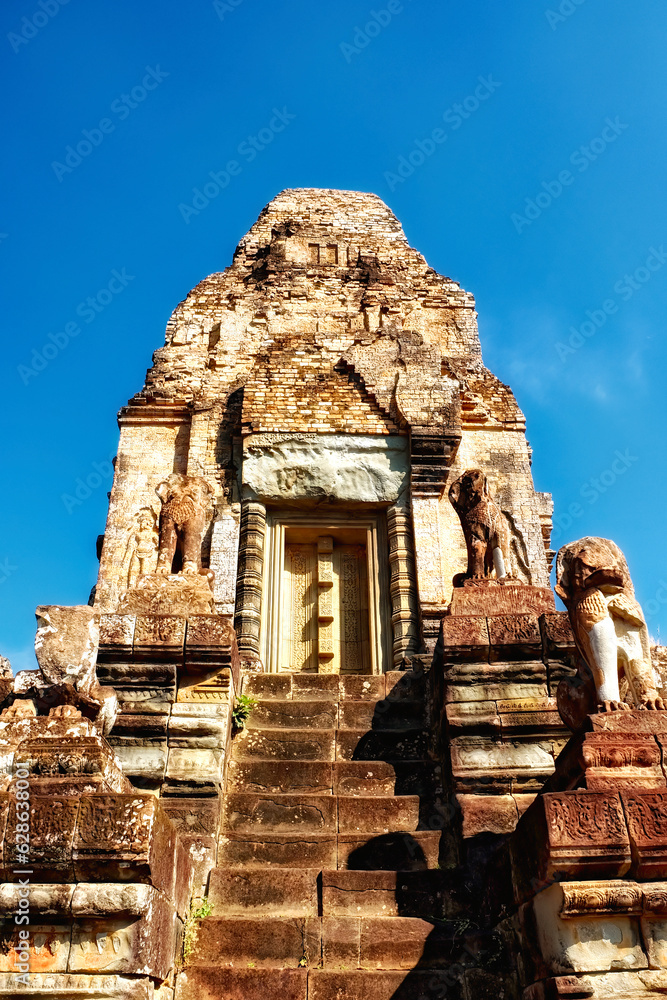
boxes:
[96,188,554,653]
[3,190,667,1000]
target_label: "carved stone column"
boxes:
[387,502,420,664]
[234,499,266,659]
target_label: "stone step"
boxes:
[338,795,420,834]
[224,793,337,833]
[217,830,441,870]
[308,969,465,1000]
[223,793,420,835]
[231,728,431,763]
[207,867,319,915]
[231,729,336,762]
[227,759,423,796]
[337,700,425,731]
[335,729,431,761]
[333,761,398,796]
[186,915,448,970]
[244,699,425,731]
[188,916,320,968]
[176,968,306,1000]
[337,831,441,871]
[241,672,425,703]
[247,700,338,730]
[321,870,453,918]
[243,673,386,702]
[176,969,464,1000]
[218,832,338,869]
[321,915,447,969]
[227,759,335,794]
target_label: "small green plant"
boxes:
[247,961,256,969]
[181,897,214,966]
[232,693,256,730]
[298,957,307,967]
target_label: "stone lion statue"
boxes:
[155,473,213,576]
[448,469,511,581]
[555,536,664,725]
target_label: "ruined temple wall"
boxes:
[96,415,192,611]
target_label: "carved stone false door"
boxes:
[281,536,370,673]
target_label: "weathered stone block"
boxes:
[232,729,335,762]
[621,791,667,879]
[337,831,440,871]
[359,915,435,969]
[458,793,519,838]
[224,792,336,834]
[68,885,178,980]
[165,749,224,786]
[190,915,318,967]
[337,795,419,834]
[160,797,220,836]
[511,791,632,904]
[439,616,490,662]
[134,615,186,651]
[487,614,542,661]
[0,921,71,972]
[175,968,307,1000]
[335,729,429,762]
[99,615,137,649]
[6,795,79,879]
[333,761,396,796]
[322,915,360,967]
[247,700,337,730]
[528,882,646,976]
[72,794,178,894]
[0,974,153,999]
[208,867,318,915]
[218,833,337,869]
[227,759,334,795]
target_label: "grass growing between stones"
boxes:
[181,897,214,966]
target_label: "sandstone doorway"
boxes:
[261,513,392,674]
[282,532,370,674]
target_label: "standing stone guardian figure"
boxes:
[555,536,664,720]
[155,473,213,576]
[123,507,159,587]
[448,469,511,581]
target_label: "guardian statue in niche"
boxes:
[448,469,512,582]
[155,473,213,576]
[555,536,665,725]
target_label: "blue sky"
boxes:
[2,0,667,670]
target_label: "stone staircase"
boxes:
[176,669,474,1000]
